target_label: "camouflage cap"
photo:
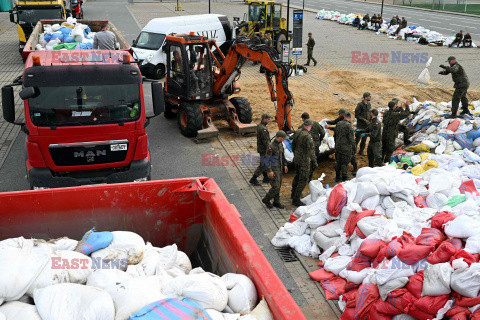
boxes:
[363,92,371,98]
[303,119,314,126]
[447,56,456,62]
[337,108,347,114]
[345,111,352,117]
[261,113,272,119]
[371,109,379,116]
[276,130,287,138]
[388,101,396,108]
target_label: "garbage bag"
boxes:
[417,67,430,84]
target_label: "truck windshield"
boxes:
[29,84,141,127]
[17,8,63,25]
[135,32,166,50]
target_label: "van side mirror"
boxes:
[9,12,15,23]
[2,87,16,124]
[151,82,164,116]
[19,87,37,100]
[132,39,137,47]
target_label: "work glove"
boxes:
[361,133,366,138]
[439,71,447,75]
[439,64,447,69]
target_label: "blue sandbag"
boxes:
[455,133,473,150]
[467,130,480,140]
[75,228,113,255]
[84,26,91,34]
[439,133,455,140]
[58,27,72,37]
[51,32,64,41]
[44,33,52,42]
[129,298,213,320]
[64,36,75,43]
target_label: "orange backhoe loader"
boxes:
[162,33,294,139]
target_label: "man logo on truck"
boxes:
[74,150,107,158]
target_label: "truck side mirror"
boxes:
[9,12,15,23]
[132,39,137,47]
[19,87,36,100]
[151,82,164,116]
[2,87,16,124]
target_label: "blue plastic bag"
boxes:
[439,133,455,140]
[75,228,113,255]
[467,130,480,140]
[129,298,212,320]
[58,27,72,37]
[455,134,473,150]
[51,32,64,41]
[64,36,75,43]
[283,139,293,153]
[44,33,52,42]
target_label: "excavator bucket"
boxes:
[230,120,257,136]
[195,117,219,141]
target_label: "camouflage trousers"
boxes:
[292,162,311,201]
[451,87,469,116]
[253,152,269,178]
[264,167,283,203]
[335,151,352,180]
[367,141,383,168]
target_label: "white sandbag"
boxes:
[71,25,85,42]
[417,67,430,84]
[221,273,257,314]
[86,269,134,290]
[445,215,480,238]
[361,194,380,210]
[450,263,480,298]
[34,283,115,320]
[271,227,291,247]
[316,220,342,238]
[309,175,325,202]
[339,268,371,284]
[354,182,379,204]
[164,273,228,311]
[0,301,42,320]
[174,250,192,274]
[248,299,273,320]
[357,215,389,237]
[106,276,167,320]
[55,250,92,283]
[26,252,70,296]
[375,258,415,286]
[393,314,417,320]
[47,237,78,251]
[305,213,328,229]
[0,237,51,304]
[312,230,340,251]
[426,193,448,209]
[378,277,409,301]
[288,234,312,257]
[465,235,480,254]
[324,255,352,276]
[51,23,61,31]
[91,231,145,269]
[283,221,308,236]
[422,262,453,296]
[206,309,241,320]
[126,242,169,277]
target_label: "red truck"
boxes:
[0,178,307,319]
[1,50,164,189]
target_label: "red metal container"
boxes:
[0,177,306,320]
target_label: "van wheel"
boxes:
[177,102,203,137]
[152,64,165,80]
[230,97,252,124]
[276,33,287,53]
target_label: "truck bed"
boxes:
[0,177,306,320]
[22,19,131,62]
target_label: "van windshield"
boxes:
[17,7,63,25]
[135,32,166,50]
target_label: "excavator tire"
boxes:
[276,33,287,53]
[177,102,204,137]
[230,97,252,124]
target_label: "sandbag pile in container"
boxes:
[316,9,477,47]
[0,229,273,320]
[271,157,480,319]
[36,17,95,51]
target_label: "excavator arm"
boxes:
[209,38,294,131]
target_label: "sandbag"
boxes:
[91,231,145,268]
[354,283,380,320]
[406,144,430,153]
[221,273,257,314]
[206,309,241,320]
[47,237,78,251]
[378,277,409,301]
[248,299,273,320]
[445,215,480,238]
[34,283,115,320]
[309,177,325,202]
[422,262,453,296]
[354,182,379,204]
[417,67,430,84]
[0,301,42,320]
[415,228,446,247]
[451,263,480,298]
[327,183,348,217]
[324,255,353,276]
[75,228,113,255]
[427,241,459,264]
[129,298,212,320]
[86,268,134,290]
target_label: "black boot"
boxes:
[292,199,305,207]
[262,198,273,208]
[249,175,260,186]
[273,199,285,209]
[446,114,457,119]
[262,174,271,183]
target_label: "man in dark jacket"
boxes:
[382,101,410,163]
[463,33,472,47]
[334,112,356,182]
[262,131,289,209]
[250,113,272,185]
[353,16,360,28]
[298,112,325,161]
[356,109,382,167]
[355,92,372,155]
[326,108,357,176]
[449,30,463,47]
[395,17,407,35]
[439,56,470,118]
[305,32,317,66]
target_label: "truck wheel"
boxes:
[152,64,166,80]
[276,33,287,53]
[177,102,203,137]
[230,97,252,124]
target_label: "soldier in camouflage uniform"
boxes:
[326,108,346,127]
[250,113,272,186]
[334,112,356,182]
[382,101,410,163]
[326,108,357,175]
[355,92,372,155]
[392,98,411,145]
[291,119,318,206]
[356,109,382,168]
[439,56,471,118]
[304,32,317,66]
[298,112,325,161]
[262,131,289,209]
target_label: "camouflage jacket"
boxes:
[266,139,286,172]
[292,129,317,166]
[355,101,371,129]
[444,62,469,89]
[359,117,382,143]
[256,122,270,154]
[335,120,356,154]
[382,106,410,141]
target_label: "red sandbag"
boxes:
[309,268,335,282]
[408,305,435,320]
[397,243,434,265]
[348,252,371,272]
[445,305,471,319]
[406,271,424,299]
[450,249,479,266]
[471,308,480,320]
[340,307,355,320]
[386,240,403,258]
[354,284,380,320]
[447,118,461,132]
[345,281,361,293]
[343,288,359,308]
[450,311,471,320]
[372,246,388,268]
[385,288,410,313]
[452,292,480,307]
[318,260,324,267]
[446,238,464,249]
[327,183,348,217]
[367,306,392,320]
[460,179,480,196]
[344,210,375,237]
[320,277,346,300]
[414,294,450,314]
[288,213,298,223]
[414,195,428,208]
[427,241,459,264]
[374,300,402,316]
[355,226,367,239]
[416,227,446,248]
[430,211,457,231]
[359,239,387,259]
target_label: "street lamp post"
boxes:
[209,0,211,13]
[381,0,385,17]
[302,0,305,10]
[286,0,290,40]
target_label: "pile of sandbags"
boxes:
[0,229,272,320]
[271,158,480,319]
[36,17,95,51]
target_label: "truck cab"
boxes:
[2,50,164,189]
[9,0,68,54]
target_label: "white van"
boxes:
[133,14,233,79]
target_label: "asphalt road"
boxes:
[284,0,480,36]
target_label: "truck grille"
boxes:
[49,140,129,166]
